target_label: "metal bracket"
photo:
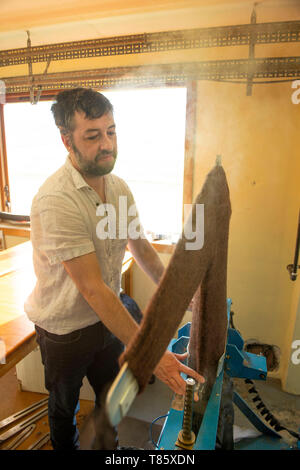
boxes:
[224,328,267,380]
[287,210,300,281]
[247,3,258,96]
[26,30,51,105]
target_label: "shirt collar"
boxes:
[64,155,90,190]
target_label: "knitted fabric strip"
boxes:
[188,167,231,396]
[119,164,231,392]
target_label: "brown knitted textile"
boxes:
[119,164,231,392]
[188,183,231,401]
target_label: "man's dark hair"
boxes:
[51,88,113,135]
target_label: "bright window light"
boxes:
[4,87,187,237]
[4,100,66,214]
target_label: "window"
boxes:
[4,100,66,214]
[104,88,187,238]
[3,87,187,238]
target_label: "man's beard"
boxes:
[71,141,117,177]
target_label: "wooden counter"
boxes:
[0,242,133,379]
[0,242,36,378]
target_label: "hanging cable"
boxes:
[230,311,300,441]
[244,378,300,440]
[149,413,169,449]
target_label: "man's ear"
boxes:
[60,132,72,151]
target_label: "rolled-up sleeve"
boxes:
[31,193,95,265]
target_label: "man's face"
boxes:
[67,110,117,177]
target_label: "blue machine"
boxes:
[157,299,300,451]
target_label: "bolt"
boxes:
[181,378,195,442]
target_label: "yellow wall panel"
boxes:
[193,78,300,387]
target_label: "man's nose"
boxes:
[99,134,114,152]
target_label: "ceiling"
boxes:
[0,0,255,32]
[0,0,299,50]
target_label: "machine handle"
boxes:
[0,211,30,222]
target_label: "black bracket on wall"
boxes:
[287,210,300,281]
[247,3,258,96]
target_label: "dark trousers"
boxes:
[35,294,142,451]
[35,321,123,450]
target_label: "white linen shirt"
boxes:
[24,156,143,334]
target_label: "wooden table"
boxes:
[0,241,133,379]
[0,242,37,378]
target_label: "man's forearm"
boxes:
[63,253,140,346]
[86,281,140,346]
[128,238,165,285]
[62,252,205,398]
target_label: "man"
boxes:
[25,88,204,450]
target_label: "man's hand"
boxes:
[154,350,205,399]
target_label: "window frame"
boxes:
[0,103,10,212]
[0,82,197,226]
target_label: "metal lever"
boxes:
[0,397,48,430]
[0,407,48,444]
[27,432,50,450]
[2,424,36,450]
[287,210,300,281]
